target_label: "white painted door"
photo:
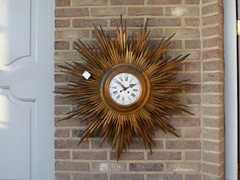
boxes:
[0,0,54,179]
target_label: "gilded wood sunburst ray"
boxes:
[58,16,192,160]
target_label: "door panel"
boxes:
[0,0,31,66]
[0,0,54,179]
[0,90,32,180]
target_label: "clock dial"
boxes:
[109,73,141,106]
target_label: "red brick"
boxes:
[55,139,89,149]
[203,72,223,82]
[55,8,89,17]
[73,173,107,180]
[55,19,70,28]
[55,150,70,159]
[73,151,107,160]
[148,29,164,38]
[92,29,118,38]
[202,0,217,3]
[185,40,201,49]
[71,129,84,137]
[202,26,222,37]
[54,73,73,83]
[202,2,219,15]
[166,50,200,60]
[203,95,222,104]
[203,151,224,164]
[55,117,84,127]
[203,61,223,71]
[185,86,201,93]
[203,37,222,48]
[55,41,69,50]
[129,163,164,171]
[186,174,201,180]
[185,95,201,104]
[203,117,223,128]
[110,0,144,5]
[55,29,90,39]
[154,129,182,138]
[72,0,107,6]
[91,140,112,149]
[152,140,164,149]
[166,140,201,149]
[169,118,200,127]
[203,128,224,140]
[55,161,89,171]
[91,7,126,17]
[165,7,199,16]
[186,106,201,116]
[176,73,201,82]
[128,140,147,149]
[184,0,200,4]
[147,174,182,180]
[202,163,223,176]
[55,106,70,115]
[185,151,201,160]
[110,152,144,160]
[56,0,70,6]
[167,40,182,49]
[166,162,200,172]
[128,7,163,16]
[184,128,201,138]
[203,84,223,93]
[185,62,201,71]
[73,19,108,28]
[55,51,83,62]
[166,29,199,38]
[72,129,99,137]
[147,0,182,5]
[203,140,224,151]
[55,129,70,137]
[185,18,200,26]
[110,18,144,27]
[56,173,70,180]
[55,95,73,105]
[147,151,182,160]
[203,106,223,116]
[202,175,224,180]
[148,18,181,27]
[203,14,221,26]
[111,174,144,180]
[92,162,127,172]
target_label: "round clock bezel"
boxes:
[100,64,150,114]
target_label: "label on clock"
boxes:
[109,73,141,106]
[82,71,91,80]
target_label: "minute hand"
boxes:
[115,80,127,90]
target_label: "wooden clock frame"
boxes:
[58,16,192,160]
[100,64,150,114]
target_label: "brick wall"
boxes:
[55,0,224,179]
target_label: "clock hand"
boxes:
[128,83,137,88]
[115,80,127,90]
[118,83,137,92]
[123,83,137,91]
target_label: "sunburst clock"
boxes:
[58,17,192,160]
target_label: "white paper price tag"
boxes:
[82,71,91,80]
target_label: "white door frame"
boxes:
[224,0,238,179]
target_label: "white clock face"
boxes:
[109,73,141,106]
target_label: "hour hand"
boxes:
[129,83,137,88]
